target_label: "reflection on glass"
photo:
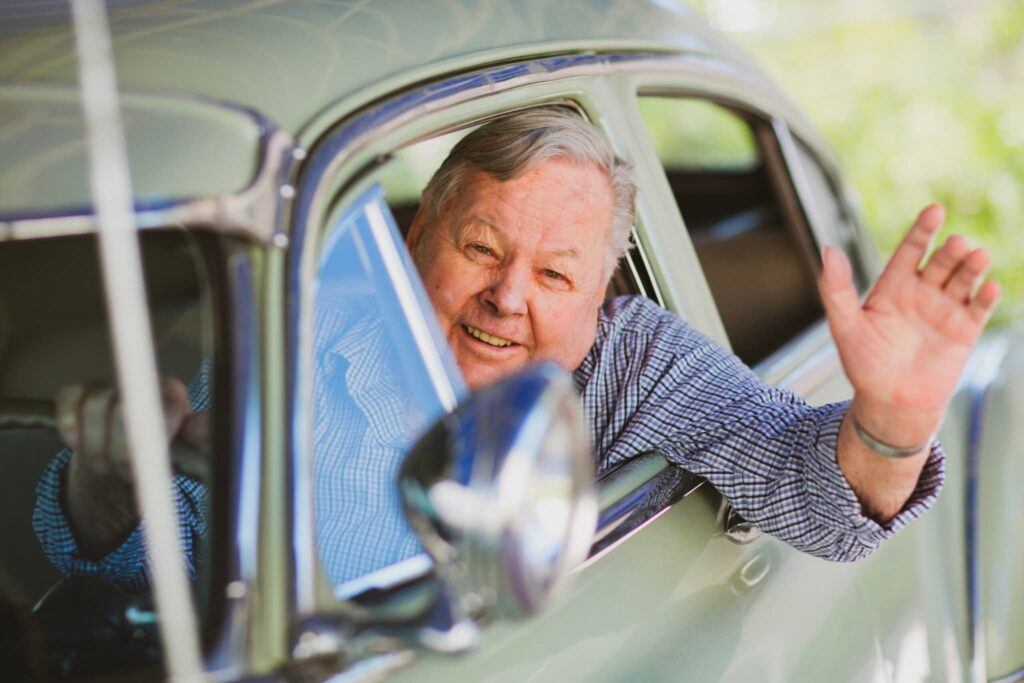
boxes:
[0,229,217,679]
[313,186,465,598]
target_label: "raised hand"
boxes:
[818,204,1001,521]
[819,204,1000,438]
[54,377,200,558]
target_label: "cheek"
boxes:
[534,300,598,362]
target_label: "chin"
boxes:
[460,361,521,390]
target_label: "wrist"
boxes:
[64,454,138,557]
[849,395,943,449]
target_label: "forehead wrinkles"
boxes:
[467,164,612,233]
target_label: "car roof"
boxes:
[0,0,759,135]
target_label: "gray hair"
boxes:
[420,106,636,278]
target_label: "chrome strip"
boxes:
[204,250,263,676]
[965,337,1011,683]
[578,451,704,571]
[0,124,296,246]
[333,553,433,602]
[629,228,666,308]
[772,117,830,251]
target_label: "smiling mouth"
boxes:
[463,324,515,348]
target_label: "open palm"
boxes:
[819,205,1001,420]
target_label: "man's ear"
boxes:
[405,203,429,258]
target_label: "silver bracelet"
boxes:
[851,414,932,459]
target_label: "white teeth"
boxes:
[465,325,512,348]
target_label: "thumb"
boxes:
[818,246,861,339]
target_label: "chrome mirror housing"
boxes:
[400,362,596,622]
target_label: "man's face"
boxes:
[407,158,614,389]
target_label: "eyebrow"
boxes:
[458,215,581,260]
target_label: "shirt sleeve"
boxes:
[584,298,944,563]
[31,362,214,592]
[653,339,944,562]
[32,449,208,592]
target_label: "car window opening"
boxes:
[637,95,824,366]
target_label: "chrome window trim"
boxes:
[626,227,666,307]
[0,122,297,245]
[203,246,264,677]
[579,451,704,571]
[771,116,830,253]
[964,337,1013,683]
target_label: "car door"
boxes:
[617,74,968,682]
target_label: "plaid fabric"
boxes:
[576,296,943,561]
[310,302,430,585]
[33,295,943,591]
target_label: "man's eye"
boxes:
[543,269,565,281]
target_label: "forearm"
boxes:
[34,449,208,591]
[64,452,140,559]
[837,396,941,522]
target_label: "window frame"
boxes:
[284,52,873,637]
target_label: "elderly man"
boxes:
[35,107,999,589]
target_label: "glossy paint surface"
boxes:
[0,85,263,216]
[0,0,747,136]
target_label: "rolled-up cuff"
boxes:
[32,449,203,593]
[806,401,945,554]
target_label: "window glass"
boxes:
[638,98,759,172]
[312,185,466,600]
[638,95,823,366]
[0,228,219,680]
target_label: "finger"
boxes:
[882,204,945,280]
[818,245,861,338]
[178,412,208,450]
[107,402,133,480]
[80,386,117,462]
[54,385,85,450]
[943,248,990,302]
[969,280,1002,325]
[919,234,970,287]
[159,377,192,439]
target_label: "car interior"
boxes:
[0,228,216,679]
[637,95,824,366]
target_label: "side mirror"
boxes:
[400,362,596,626]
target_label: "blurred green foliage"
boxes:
[699,0,1024,325]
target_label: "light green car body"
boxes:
[2,2,1023,681]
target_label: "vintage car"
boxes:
[1,1,1022,681]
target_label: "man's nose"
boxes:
[482,263,530,316]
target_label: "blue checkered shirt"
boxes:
[33,295,943,591]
